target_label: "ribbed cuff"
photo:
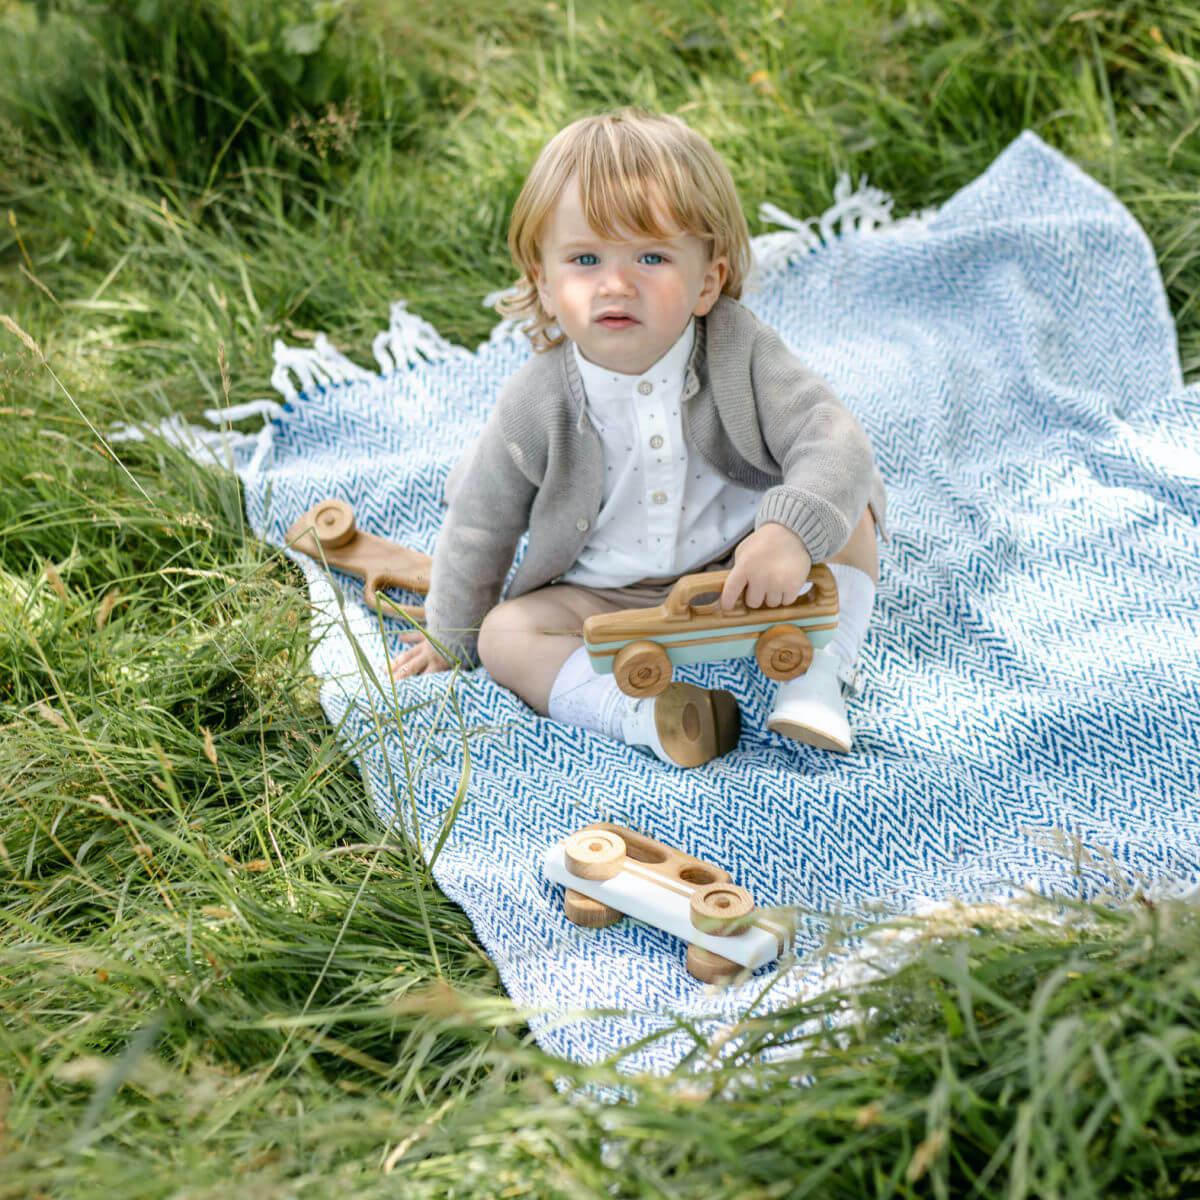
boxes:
[422,625,479,671]
[754,486,844,563]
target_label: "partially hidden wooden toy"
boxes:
[582,563,839,697]
[543,822,794,984]
[284,498,430,620]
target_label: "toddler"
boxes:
[389,106,886,768]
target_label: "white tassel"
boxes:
[481,287,531,347]
[370,328,394,373]
[204,398,285,424]
[372,299,469,373]
[244,421,276,480]
[818,174,895,241]
[268,300,474,393]
[270,343,318,402]
[758,201,825,246]
[313,333,374,382]
[749,173,928,289]
[270,336,373,402]
[107,413,273,476]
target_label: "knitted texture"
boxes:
[548,644,628,740]
[825,562,876,667]
[174,132,1199,1075]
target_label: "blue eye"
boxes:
[570,252,668,266]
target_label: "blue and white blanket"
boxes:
[151,131,1200,1074]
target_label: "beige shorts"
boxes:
[566,546,738,610]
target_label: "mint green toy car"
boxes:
[582,564,839,697]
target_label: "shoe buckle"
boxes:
[837,662,862,697]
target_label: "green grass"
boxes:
[2,0,1199,1194]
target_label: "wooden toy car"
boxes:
[284,498,430,620]
[543,822,794,984]
[582,564,839,697]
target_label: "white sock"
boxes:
[825,563,876,669]
[547,645,627,739]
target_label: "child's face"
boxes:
[532,173,728,375]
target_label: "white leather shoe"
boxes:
[767,650,859,753]
[620,682,741,769]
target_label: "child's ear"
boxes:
[693,255,729,316]
[532,263,555,318]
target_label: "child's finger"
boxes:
[393,640,442,678]
[720,565,746,610]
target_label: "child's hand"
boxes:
[389,630,454,680]
[720,523,813,610]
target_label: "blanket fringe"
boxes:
[748,173,933,286]
[480,288,532,348]
[108,409,277,479]
[204,398,285,424]
[372,299,474,373]
[271,333,376,404]
[258,175,935,402]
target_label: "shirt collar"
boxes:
[571,317,696,403]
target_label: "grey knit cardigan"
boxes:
[425,294,887,668]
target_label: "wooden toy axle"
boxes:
[544,823,793,984]
[284,498,431,619]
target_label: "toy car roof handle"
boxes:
[663,566,827,619]
[365,572,425,622]
[665,570,748,619]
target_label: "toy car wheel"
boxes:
[312,498,357,549]
[564,829,626,880]
[689,883,755,936]
[686,943,744,985]
[613,640,672,697]
[563,888,623,928]
[755,624,813,681]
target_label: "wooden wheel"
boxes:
[755,624,813,681]
[563,829,626,880]
[563,889,623,928]
[311,499,356,549]
[689,883,755,936]
[613,640,672,698]
[686,944,744,984]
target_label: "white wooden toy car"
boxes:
[543,822,794,983]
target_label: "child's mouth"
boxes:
[597,316,638,329]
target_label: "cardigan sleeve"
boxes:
[423,399,537,668]
[749,324,878,563]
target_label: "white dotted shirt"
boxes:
[558,317,764,588]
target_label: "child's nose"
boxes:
[599,264,635,294]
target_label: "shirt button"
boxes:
[637,381,653,395]
[651,490,667,505]
[649,434,664,449]
[576,517,589,532]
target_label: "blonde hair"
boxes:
[495,107,753,353]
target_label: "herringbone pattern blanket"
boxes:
[161,132,1200,1073]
